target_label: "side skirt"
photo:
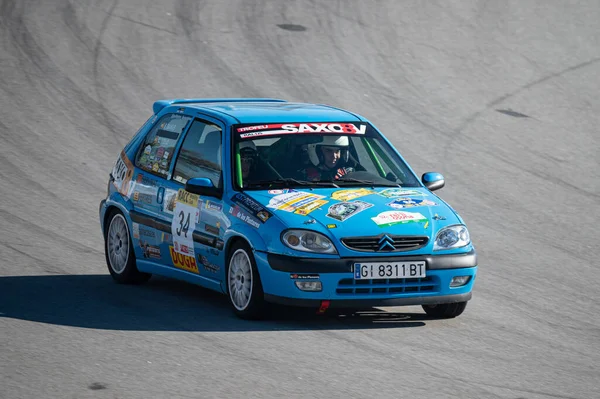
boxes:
[137,260,226,294]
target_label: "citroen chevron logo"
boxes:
[378,235,395,251]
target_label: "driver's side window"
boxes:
[172,119,223,188]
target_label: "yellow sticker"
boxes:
[330,189,375,201]
[268,191,326,212]
[424,221,429,229]
[169,246,199,274]
[326,224,337,229]
[294,199,329,215]
[176,188,199,207]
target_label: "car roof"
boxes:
[155,99,365,124]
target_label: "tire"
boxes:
[226,241,265,320]
[422,301,467,319]
[104,210,151,284]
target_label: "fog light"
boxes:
[450,276,471,287]
[295,281,322,292]
[287,234,300,246]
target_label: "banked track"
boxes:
[1,1,599,398]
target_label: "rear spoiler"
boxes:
[152,98,287,115]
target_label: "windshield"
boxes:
[232,122,420,190]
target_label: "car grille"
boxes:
[341,235,429,252]
[336,277,438,295]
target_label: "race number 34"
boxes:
[171,189,199,258]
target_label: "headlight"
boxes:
[433,225,470,250]
[282,230,337,254]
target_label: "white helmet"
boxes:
[307,135,349,166]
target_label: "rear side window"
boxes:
[173,119,223,188]
[136,114,192,177]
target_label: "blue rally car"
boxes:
[99,98,477,319]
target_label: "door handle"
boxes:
[157,187,165,204]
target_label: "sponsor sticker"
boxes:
[229,205,260,228]
[176,189,199,207]
[138,225,156,239]
[133,191,154,205]
[205,200,223,212]
[290,274,320,280]
[293,199,328,215]
[267,191,326,212]
[256,210,270,222]
[139,242,161,259]
[169,246,199,274]
[136,173,158,187]
[238,123,367,138]
[232,193,272,222]
[378,189,426,198]
[163,189,178,214]
[326,224,337,229]
[132,222,140,239]
[112,150,134,197]
[387,198,437,209]
[371,211,428,227]
[331,188,375,201]
[198,255,220,273]
[268,189,292,195]
[326,200,373,221]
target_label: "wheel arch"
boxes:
[222,232,264,296]
[102,195,134,237]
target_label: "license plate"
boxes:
[354,261,426,280]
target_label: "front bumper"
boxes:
[265,292,472,308]
[255,251,477,308]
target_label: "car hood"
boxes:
[243,187,460,240]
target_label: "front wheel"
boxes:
[422,301,467,318]
[227,241,265,320]
[104,210,151,284]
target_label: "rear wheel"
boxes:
[104,210,151,284]
[422,301,467,318]
[227,241,265,320]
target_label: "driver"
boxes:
[240,141,259,184]
[300,135,354,181]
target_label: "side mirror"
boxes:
[421,172,445,191]
[185,177,222,198]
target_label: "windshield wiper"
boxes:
[311,180,340,188]
[337,177,401,187]
[246,178,339,189]
[336,177,375,185]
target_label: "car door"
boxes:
[130,112,193,264]
[158,116,227,285]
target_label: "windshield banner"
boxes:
[237,123,367,138]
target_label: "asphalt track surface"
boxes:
[1,1,599,398]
